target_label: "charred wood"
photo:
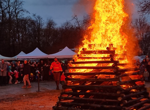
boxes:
[70,61,118,64]
[68,66,118,69]
[80,50,115,55]
[124,99,150,110]
[65,72,117,76]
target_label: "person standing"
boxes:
[144,68,149,81]
[0,59,7,86]
[146,61,150,81]
[50,58,62,90]
[22,60,31,88]
[39,60,44,81]
[19,63,24,83]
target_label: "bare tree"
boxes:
[133,17,150,40]
[0,0,28,56]
[133,16,150,55]
[139,0,150,15]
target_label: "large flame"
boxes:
[70,0,139,73]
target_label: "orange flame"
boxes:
[70,0,139,74]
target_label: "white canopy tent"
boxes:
[17,51,26,56]
[48,46,76,58]
[17,48,48,59]
[133,55,146,63]
[0,55,16,60]
[15,51,26,59]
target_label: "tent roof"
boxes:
[15,51,26,59]
[17,48,47,59]
[0,55,16,60]
[17,51,26,56]
[48,46,76,58]
[133,56,145,63]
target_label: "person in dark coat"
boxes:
[0,59,8,86]
[61,63,67,73]
[38,60,44,81]
[43,63,50,80]
[146,61,150,81]
[22,60,31,88]
[19,64,23,83]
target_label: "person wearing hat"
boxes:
[50,58,62,90]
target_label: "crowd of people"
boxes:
[0,58,67,89]
[1,55,150,90]
[138,55,150,81]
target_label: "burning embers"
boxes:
[53,0,150,110]
[53,45,149,110]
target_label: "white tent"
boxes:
[0,55,16,60]
[15,51,26,59]
[17,51,26,56]
[48,46,76,58]
[133,55,146,63]
[17,48,48,59]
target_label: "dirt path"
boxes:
[0,90,61,110]
[0,82,150,110]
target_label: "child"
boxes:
[60,72,66,86]
[8,64,13,84]
[143,68,149,81]
[14,70,19,84]
[30,73,34,81]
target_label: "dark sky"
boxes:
[23,0,139,26]
[23,0,84,26]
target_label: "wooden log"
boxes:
[78,57,111,59]
[63,85,122,90]
[53,106,89,110]
[65,72,117,76]
[123,96,145,106]
[138,105,150,110]
[124,85,145,92]
[57,102,122,109]
[59,96,119,102]
[65,78,119,82]
[70,61,118,64]
[125,99,150,110]
[68,66,118,69]
[120,79,144,85]
[61,91,121,97]
[122,91,147,99]
[119,68,140,72]
[120,72,140,77]
[80,50,115,54]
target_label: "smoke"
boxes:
[72,0,96,16]
[122,0,141,58]
[124,0,139,19]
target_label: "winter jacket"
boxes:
[144,71,149,78]
[23,64,30,75]
[0,62,7,76]
[60,74,66,81]
[50,61,62,72]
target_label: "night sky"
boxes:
[23,0,139,27]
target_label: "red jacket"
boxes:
[61,74,66,81]
[50,61,62,72]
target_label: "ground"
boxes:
[0,81,150,110]
[0,81,62,110]
[0,90,61,110]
